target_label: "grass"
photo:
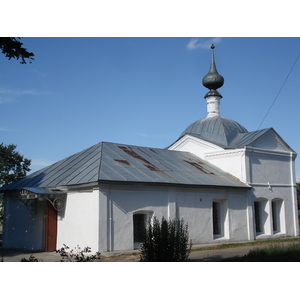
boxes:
[191,237,300,252]
[190,237,300,262]
[222,242,300,262]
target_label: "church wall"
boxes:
[2,184,252,253]
[248,185,298,237]
[104,185,170,251]
[205,149,246,182]
[246,150,298,238]
[57,189,100,253]
[227,191,250,241]
[96,184,250,252]
[2,193,45,250]
[248,151,292,185]
[176,188,249,244]
[175,188,211,244]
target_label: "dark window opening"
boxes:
[133,214,146,246]
[213,202,221,236]
[254,202,261,233]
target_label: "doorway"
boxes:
[133,213,146,249]
[45,201,57,251]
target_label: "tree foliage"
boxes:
[0,143,31,220]
[0,143,31,187]
[140,217,191,262]
[0,37,34,64]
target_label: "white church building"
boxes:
[1,45,298,253]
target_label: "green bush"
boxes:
[140,217,191,262]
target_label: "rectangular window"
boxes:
[213,201,221,236]
[272,201,278,232]
[254,202,261,233]
[133,214,146,244]
[272,200,282,233]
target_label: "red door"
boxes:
[45,201,57,251]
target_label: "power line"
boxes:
[257,51,300,130]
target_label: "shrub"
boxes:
[56,244,101,262]
[140,217,191,262]
[20,254,39,262]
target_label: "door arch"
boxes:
[133,211,153,249]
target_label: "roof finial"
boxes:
[202,44,224,118]
[202,44,224,97]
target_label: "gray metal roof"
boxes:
[230,128,270,148]
[183,127,295,152]
[185,128,269,149]
[179,116,248,148]
[0,142,249,191]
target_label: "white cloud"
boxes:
[0,88,41,96]
[0,88,50,104]
[0,96,14,104]
[31,69,49,78]
[31,158,54,167]
[186,37,222,50]
[0,127,13,131]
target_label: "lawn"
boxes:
[222,242,300,262]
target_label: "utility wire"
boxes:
[257,51,300,130]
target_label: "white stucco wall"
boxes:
[168,135,222,160]
[246,149,298,238]
[247,150,292,185]
[98,185,170,252]
[57,189,100,253]
[96,184,250,252]
[205,149,247,183]
[176,188,249,244]
[3,193,45,250]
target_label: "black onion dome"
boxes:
[202,44,224,91]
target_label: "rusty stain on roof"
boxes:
[114,159,130,166]
[184,160,215,175]
[118,145,181,183]
[118,146,161,172]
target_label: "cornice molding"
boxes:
[169,134,222,151]
[245,146,296,158]
[205,149,245,159]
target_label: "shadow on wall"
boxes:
[1,172,47,250]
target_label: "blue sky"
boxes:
[1,37,300,180]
